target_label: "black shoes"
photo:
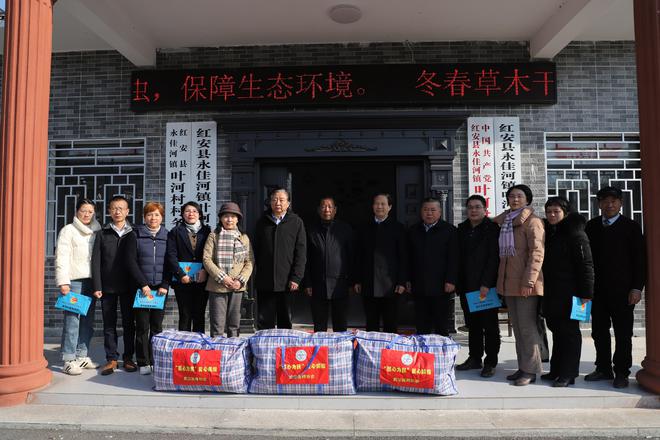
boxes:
[613,376,630,389]
[456,357,483,371]
[541,372,558,381]
[506,370,523,381]
[480,365,496,378]
[552,377,576,387]
[584,370,614,381]
[514,372,536,386]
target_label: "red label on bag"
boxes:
[172,349,222,386]
[275,346,329,385]
[379,349,435,389]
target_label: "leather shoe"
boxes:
[506,370,523,381]
[552,377,575,387]
[514,373,536,386]
[100,360,117,376]
[541,372,559,381]
[584,370,614,381]
[123,358,138,373]
[613,376,629,389]
[456,357,482,371]
[480,365,495,378]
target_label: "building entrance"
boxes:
[259,159,424,328]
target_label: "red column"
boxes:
[0,0,54,406]
[634,0,660,395]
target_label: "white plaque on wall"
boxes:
[493,117,521,215]
[467,117,497,216]
[165,121,217,228]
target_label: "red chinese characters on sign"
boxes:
[172,348,222,386]
[275,346,329,385]
[132,79,160,103]
[379,349,435,389]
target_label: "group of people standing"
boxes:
[56,196,254,376]
[55,183,645,390]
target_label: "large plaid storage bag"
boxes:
[355,331,460,395]
[248,329,356,395]
[152,330,251,393]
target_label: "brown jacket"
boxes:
[493,207,545,297]
[203,231,254,293]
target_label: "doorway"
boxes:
[259,158,424,328]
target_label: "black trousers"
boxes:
[414,294,452,336]
[311,295,348,332]
[592,297,635,377]
[101,292,135,362]
[546,315,581,379]
[174,284,209,333]
[134,302,165,366]
[363,296,400,333]
[257,290,293,330]
[459,294,501,366]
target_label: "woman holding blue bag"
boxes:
[127,202,172,375]
[55,198,102,375]
[166,201,211,333]
[541,196,594,387]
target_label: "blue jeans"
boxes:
[60,278,96,361]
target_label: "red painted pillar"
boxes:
[0,0,54,406]
[634,0,660,395]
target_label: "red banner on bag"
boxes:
[379,349,435,389]
[275,346,329,385]
[172,348,222,386]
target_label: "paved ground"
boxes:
[0,328,657,438]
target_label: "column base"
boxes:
[0,358,52,406]
[636,357,660,395]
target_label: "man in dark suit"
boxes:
[407,197,459,337]
[584,186,646,388]
[304,197,355,332]
[354,193,408,334]
[253,188,307,329]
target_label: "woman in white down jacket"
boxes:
[55,199,102,375]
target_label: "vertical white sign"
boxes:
[467,117,496,216]
[493,117,522,215]
[165,121,217,228]
[192,121,217,228]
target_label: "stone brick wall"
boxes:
[41,40,644,335]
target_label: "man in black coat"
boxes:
[354,193,408,333]
[253,188,307,329]
[456,195,501,377]
[91,195,138,375]
[585,186,646,388]
[407,197,459,337]
[303,197,355,332]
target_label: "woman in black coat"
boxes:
[354,193,408,334]
[166,201,211,333]
[541,196,594,387]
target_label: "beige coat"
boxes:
[493,207,545,297]
[203,231,254,293]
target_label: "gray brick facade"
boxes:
[39,41,644,334]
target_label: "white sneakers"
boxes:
[63,360,83,375]
[76,357,99,369]
[139,365,152,375]
[63,357,98,375]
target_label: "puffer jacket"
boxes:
[55,217,102,286]
[493,206,545,297]
[128,224,171,290]
[203,230,254,293]
[542,212,594,318]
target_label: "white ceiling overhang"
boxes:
[1,0,636,66]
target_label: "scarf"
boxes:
[215,227,248,274]
[499,208,523,257]
[185,220,202,234]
